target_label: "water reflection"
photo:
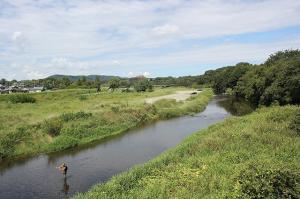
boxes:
[217,96,255,116]
[62,177,70,195]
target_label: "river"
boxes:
[0,96,253,199]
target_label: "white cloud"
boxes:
[0,0,300,79]
[127,71,151,77]
[112,60,121,65]
[11,31,22,41]
[25,70,46,79]
[152,24,179,36]
[127,72,134,77]
[143,72,150,77]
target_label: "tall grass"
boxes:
[73,105,300,199]
[8,94,36,103]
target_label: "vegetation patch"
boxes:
[43,118,63,137]
[232,164,300,199]
[8,94,37,104]
[290,112,300,134]
[46,136,79,152]
[60,111,92,122]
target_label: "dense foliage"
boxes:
[235,50,300,105]
[134,79,153,92]
[198,50,300,106]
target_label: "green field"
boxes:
[0,87,213,160]
[74,105,300,199]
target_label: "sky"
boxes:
[0,0,300,80]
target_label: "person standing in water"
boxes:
[56,163,68,175]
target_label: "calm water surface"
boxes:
[0,96,253,199]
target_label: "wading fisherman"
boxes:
[56,163,68,175]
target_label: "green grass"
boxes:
[74,105,300,199]
[0,87,213,160]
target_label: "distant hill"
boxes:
[46,75,123,82]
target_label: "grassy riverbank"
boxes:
[74,105,300,199]
[0,88,213,160]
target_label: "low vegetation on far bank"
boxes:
[0,88,213,160]
[74,105,300,199]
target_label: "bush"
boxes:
[0,134,15,159]
[111,106,120,113]
[0,126,29,159]
[47,136,79,151]
[79,95,88,101]
[43,118,63,136]
[60,111,92,122]
[8,94,36,103]
[290,112,300,134]
[232,165,300,199]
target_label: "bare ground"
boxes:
[145,90,202,104]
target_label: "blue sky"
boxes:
[0,0,300,80]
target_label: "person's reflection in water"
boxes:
[62,176,70,195]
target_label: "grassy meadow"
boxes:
[0,87,213,160]
[74,105,300,199]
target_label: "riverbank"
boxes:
[74,105,300,199]
[0,88,213,160]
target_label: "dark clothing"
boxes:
[62,166,68,175]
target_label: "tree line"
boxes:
[200,50,300,106]
[0,75,153,92]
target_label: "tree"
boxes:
[108,78,120,91]
[0,78,6,86]
[95,76,101,92]
[134,79,152,92]
[61,77,71,88]
[234,50,300,105]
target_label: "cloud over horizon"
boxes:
[0,0,300,80]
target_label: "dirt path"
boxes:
[145,90,202,104]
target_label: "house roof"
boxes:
[29,86,44,90]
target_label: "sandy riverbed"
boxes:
[145,90,202,104]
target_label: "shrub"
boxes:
[8,94,36,103]
[0,126,29,159]
[43,118,63,136]
[290,112,300,134]
[60,111,92,122]
[79,95,88,101]
[47,136,79,151]
[0,134,15,159]
[232,165,300,199]
[111,106,120,113]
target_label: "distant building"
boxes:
[0,84,7,94]
[0,83,45,94]
[29,86,44,93]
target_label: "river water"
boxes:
[0,96,253,199]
